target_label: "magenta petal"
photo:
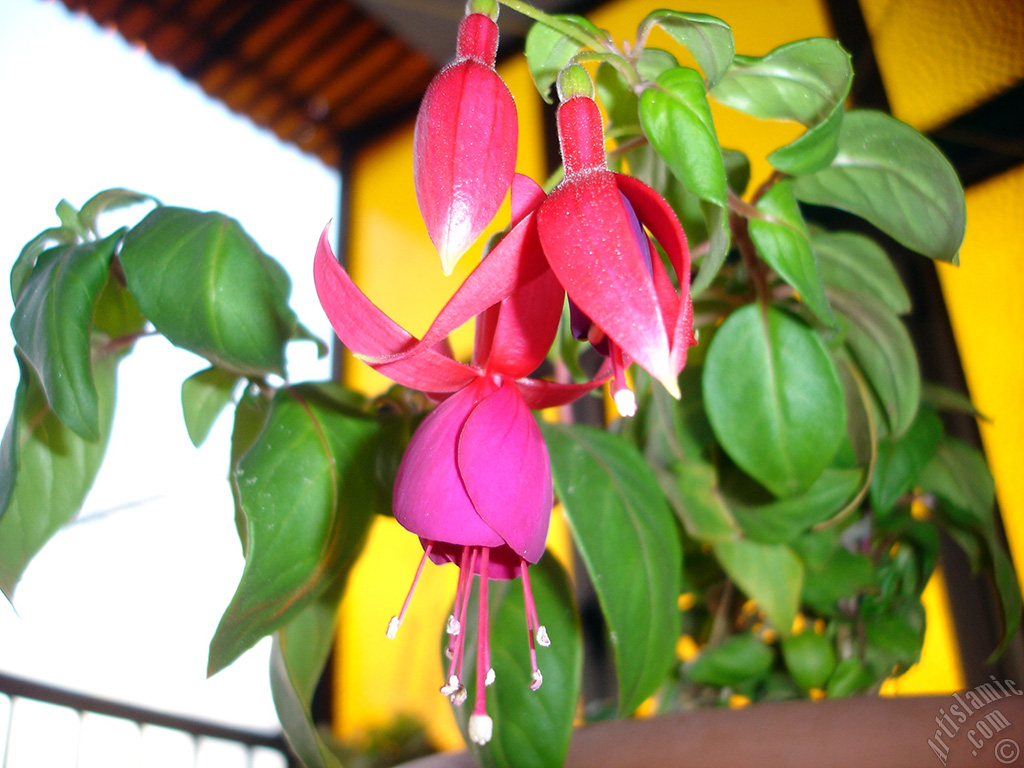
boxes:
[458,382,551,563]
[313,227,477,393]
[413,56,517,274]
[393,378,505,548]
[537,171,674,386]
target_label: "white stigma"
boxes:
[446,614,461,635]
[440,675,460,696]
[468,714,494,745]
[485,667,496,686]
[530,669,543,691]
[386,616,400,639]
[535,625,551,647]
[614,388,637,418]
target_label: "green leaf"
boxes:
[792,110,966,263]
[10,227,78,302]
[731,468,863,543]
[228,387,273,554]
[830,288,920,437]
[812,230,911,315]
[11,230,124,440]
[119,207,299,377]
[542,423,681,714]
[635,48,680,83]
[748,180,835,326]
[449,555,581,768]
[77,188,160,234]
[181,367,240,448]
[710,39,852,175]
[826,657,874,697]
[660,460,740,542]
[781,632,836,690]
[685,634,774,686]
[640,11,734,88]
[919,438,994,523]
[208,383,379,674]
[270,566,350,768]
[870,405,942,517]
[0,353,117,600]
[921,382,987,420]
[524,15,605,102]
[596,62,639,132]
[640,67,728,208]
[801,548,875,615]
[703,305,846,498]
[713,538,803,635]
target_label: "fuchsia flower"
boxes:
[314,176,604,745]
[414,0,517,275]
[536,65,696,414]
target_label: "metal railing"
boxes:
[0,673,297,767]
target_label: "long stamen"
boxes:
[468,548,493,745]
[609,342,636,417]
[520,560,546,690]
[445,547,477,706]
[388,542,434,638]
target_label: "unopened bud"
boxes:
[468,713,494,745]
[556,64,595,103]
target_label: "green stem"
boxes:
[498,0,612,52]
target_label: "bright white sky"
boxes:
[0,0,339,745]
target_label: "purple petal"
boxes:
[458,381,551,563]
[393,378,504,548]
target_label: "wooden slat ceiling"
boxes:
[60,0,593,169]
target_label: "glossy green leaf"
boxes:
[830,288,920,437]
[812,231,910,315]
[870,405,942,517]
[10,227,77,302]
[793,111,966,263]
[0,353,117,600]
[270,572,349,768]
[703,305,846,498]
[181,367,240,448]
[11,230,124,440]
[731,468,863,543]
[685,634,774,686]
[710,39,852,175]
[77,188,160,234]
[713,538,803,636]
[92,272,147,342]
[660,461,739,542]
[640,67,728,208]
[596,62,639,132]
[524,15,605,102]
[208,383,379,674]
[636,47,680,83]
[748,180,835,326]
[543,423,681,715]
[119,207,299,377]
[450,555,581,768]
[640,11,734,88]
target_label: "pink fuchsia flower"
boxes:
[414,0,517,276]
[536,65,696,415]
[313,176,602,744]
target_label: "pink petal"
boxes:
[537,170,674,386]
[372,208,550,366]
[393,378,504,548]
[481,268,564,378]
[616,174,696,375]
[413,58,517,275]
[458,382,551,563]
[514,372,609,410]
[313,227,477,392]
[511,174,546,225]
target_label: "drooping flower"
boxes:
[536,64,696,414]
[314,176,603,744]
[413,0,518,275]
